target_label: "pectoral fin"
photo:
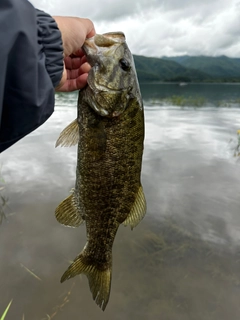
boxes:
[123,185,146,229]
[55,119,79,147]
[55,193,83,227]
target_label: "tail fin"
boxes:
[61,252,112,311]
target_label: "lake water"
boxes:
[1,83,240,319]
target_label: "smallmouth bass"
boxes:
[55,32,146,311]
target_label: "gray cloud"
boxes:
[32,0,163,20]
[30,0,240,57]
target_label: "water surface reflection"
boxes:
[1,98,240,319]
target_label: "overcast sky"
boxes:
[30,0,240,58]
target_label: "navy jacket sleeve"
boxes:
[0,0,64,152]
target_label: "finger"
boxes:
[62,73,89,92]
[70,52,87,65]
[64,56,89,70]
[72,48,85,57]
[56,77,86,92]
[65,62,91,80]
[64,56,74,70]
[81,18,96,39]
[80,55,88,64]
[76,73,89,89]
[79,62,91,74]
[87,28,96,38]
[64,56,82,70]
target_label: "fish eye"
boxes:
[119,58,131,71]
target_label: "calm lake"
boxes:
[1,83,240,320]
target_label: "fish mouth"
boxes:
[83,32,126,59]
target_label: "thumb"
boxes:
[54,17,96,57]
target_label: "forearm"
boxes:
[37,10,64,87]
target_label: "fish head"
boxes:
[83,32,141,117]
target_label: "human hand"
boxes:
[54,17,95,92]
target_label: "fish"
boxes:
[55,31,146,311]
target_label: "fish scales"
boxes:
[55,32,146,311]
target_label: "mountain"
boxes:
[133,55,211,83]
[163,55,240,80]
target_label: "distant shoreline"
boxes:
[138,81,240,85]
[134,54,240,84]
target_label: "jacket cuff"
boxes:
[36,10,64,87]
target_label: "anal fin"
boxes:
[55,119,79,147]
[55,192,83,227]
[123,185,146,229]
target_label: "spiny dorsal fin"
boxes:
[55,193,83,227]
[55,119,79,147]
[123,185,146,230]
[61,252,112,311]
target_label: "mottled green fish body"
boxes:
[55,32,146,311]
